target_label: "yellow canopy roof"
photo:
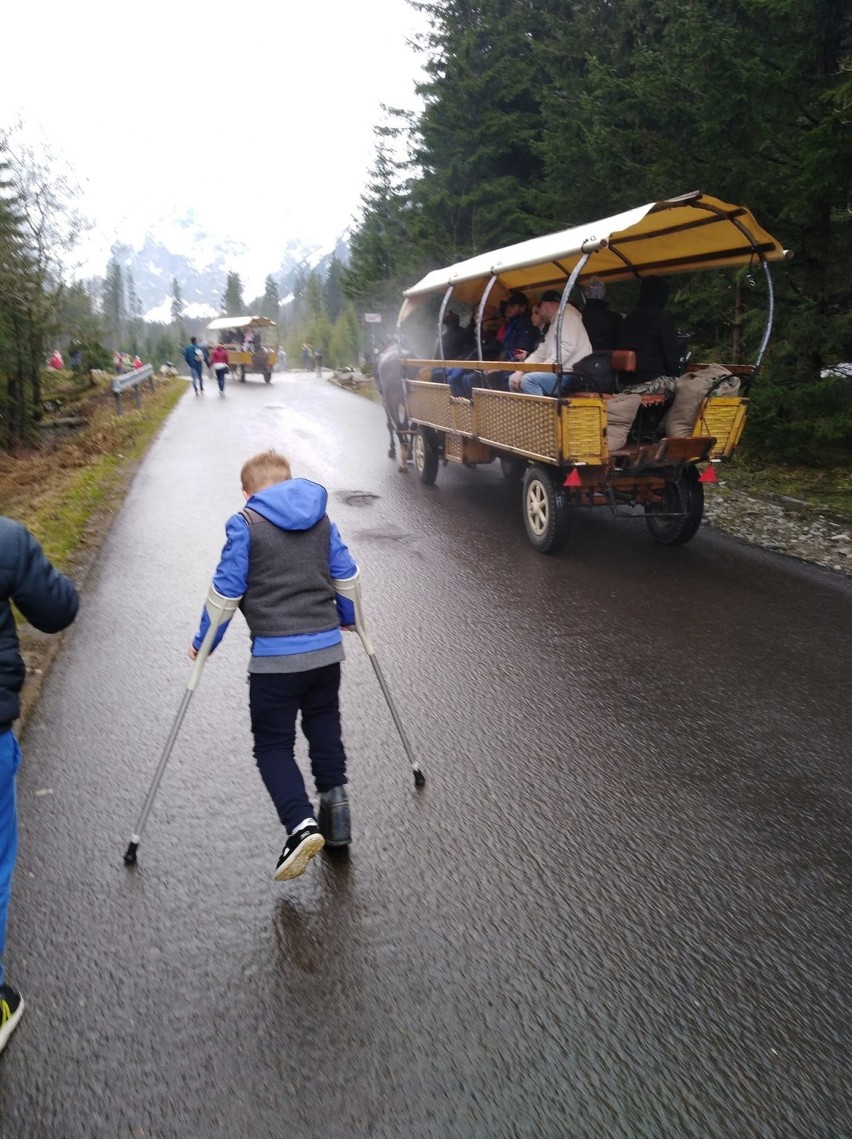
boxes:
[206,315,276,331]
[400,192,790,316]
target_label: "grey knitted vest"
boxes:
[239,508,337,637]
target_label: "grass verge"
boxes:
[1,374,185,725]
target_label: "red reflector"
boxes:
[698,466,718,483]
[564,469,582,487]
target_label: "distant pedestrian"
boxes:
[114,351,123,375]
[315,350,323,376]
[183,337,205,394]
[302,345,310,371]
[188,450,358,881]
[132,354,143,370]
[0,516,79,1056]
[48,350,63,370]
[211,343,229,394]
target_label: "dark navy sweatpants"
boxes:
[249,664,348,834]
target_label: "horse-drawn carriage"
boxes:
[375,192,790,553]
[205,316,278,383]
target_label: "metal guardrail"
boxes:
[111,364,155,413]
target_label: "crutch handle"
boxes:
[331,571,375,656]
[188,586,242,691]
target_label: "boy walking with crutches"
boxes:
[190,451,357,880]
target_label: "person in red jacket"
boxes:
[210,344,230,394]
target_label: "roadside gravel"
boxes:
[704,480,852,577]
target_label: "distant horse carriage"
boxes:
[205,316,278,383]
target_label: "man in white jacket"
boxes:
[508,289,592,396]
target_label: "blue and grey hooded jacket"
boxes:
[192,479,357,672]
[0,516,79,725]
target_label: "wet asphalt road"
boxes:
[1,371,849,1139]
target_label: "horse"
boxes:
[374,343,412,471]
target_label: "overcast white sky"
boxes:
[3,0,427,281]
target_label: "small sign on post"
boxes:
[363,313,382,324]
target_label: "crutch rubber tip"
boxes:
[414,769,426,788]
[123,843,139,866]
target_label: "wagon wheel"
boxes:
[645,465,705,545]
[413,427,440,485]
[522,464,571,553]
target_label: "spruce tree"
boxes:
[221,271,245,316]
[260,274,280,320]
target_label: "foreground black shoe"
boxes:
[0,984,24,1056]
[318,786,351,847]
[274,825,324,881]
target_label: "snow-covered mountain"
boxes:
[101,210,349,321]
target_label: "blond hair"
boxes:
[240,450,292,493]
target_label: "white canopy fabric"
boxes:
[206,315,276,331]
[400,192,789,319]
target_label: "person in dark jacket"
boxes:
[0,517,78,1056]
[581,277,622,350]
[617,276,680,382]
[183,337,205,394]
[189,450,358,882]
[501,292,539,362]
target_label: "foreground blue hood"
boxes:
[246,478,328,531]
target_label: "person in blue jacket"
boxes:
[183,336,205,394]
[190,450,358,882]
[0,517,78,1057]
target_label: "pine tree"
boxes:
[328,303,362,368]
[343,121,414,313]
[323,257,346,323]
[260,274,280,320]
[170,277,184,325]
[221,271,245,316]
[102,258,125,351]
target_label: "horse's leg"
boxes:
[386,412,396,459]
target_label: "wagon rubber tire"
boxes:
[644,466,705,545]
[264,370,272,383]
[522,464,571,553]
[413,427,440,485]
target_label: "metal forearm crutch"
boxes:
[332,572,425,788]
[123,586,243,865]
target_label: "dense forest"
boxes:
[343,0,852,463]
[2,0,850,462]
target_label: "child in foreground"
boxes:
[190,450,358,881]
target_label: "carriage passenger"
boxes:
[508,290,592,395]
[616,276,680,387]
[580,278,622,350]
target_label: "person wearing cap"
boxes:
[581,278,622,351]
[508,289,592,396]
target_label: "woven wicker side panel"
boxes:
[444,435,463,461]
[696,397,748,458]
[562,401,606,464]
[407,381,452,429]
[473,391,559,463]
[450,398,475,434]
